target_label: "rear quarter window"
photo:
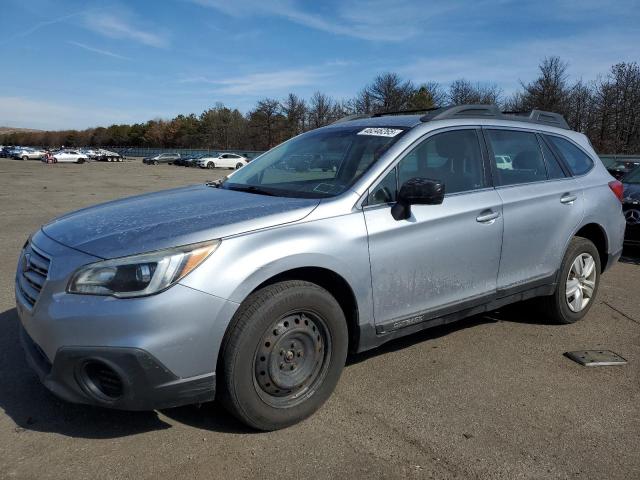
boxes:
[546,135,594,176]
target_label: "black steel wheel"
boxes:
[253,311,330,408]
[219,280,348,431]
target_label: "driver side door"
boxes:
[363,128,503,332]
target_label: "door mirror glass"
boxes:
[391,177,445,220]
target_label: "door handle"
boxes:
[560,193,577,204]
[476,210,500,223]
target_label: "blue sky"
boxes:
[1,0,639,130]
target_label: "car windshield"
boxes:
[624,166,640,184]
[221,126,407,198]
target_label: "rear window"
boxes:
[546,135,594,176]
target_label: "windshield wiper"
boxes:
[225,185,277,196]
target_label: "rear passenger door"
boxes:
[483,128,584,292]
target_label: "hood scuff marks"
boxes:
[43,185,319,258]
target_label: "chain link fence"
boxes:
[106,147,265,159]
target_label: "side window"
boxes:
[486,130,547,186]
[397,129,485,195]
[367,167,397,205]
[546,135,594,176]
[539,137,566,179]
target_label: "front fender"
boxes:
[180,213,374,330]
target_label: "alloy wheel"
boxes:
[565,253,597,312]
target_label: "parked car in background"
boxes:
[95,149,123,162]
[176,153,205,167]
[622,167,640,246]
[52,150,88,164]
[14,147,46,160]
[197,153,248,169]
[607,159,640,180]
[4,146,23,158]
[16,105,625,431]
[143,153,180,165]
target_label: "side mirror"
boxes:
[391,177,445,221]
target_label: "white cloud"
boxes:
[0,9,88,46]
[83,11,169,48]
[178,65,339,95]
[67,41,130,60]
[0,96,155,130]
[399,27,640,93]
[190,0,459,41]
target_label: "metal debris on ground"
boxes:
[564,350,627,367]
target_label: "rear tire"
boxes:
[77,158,86,164]
[235,163,243,169]
[219,280,348,431]
[538,237,600,324]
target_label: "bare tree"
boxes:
[281,93,307,136]
[308,91,337,128]
[519,56,570,114]
[362,72,415,113]
[248,98,283,149]
[448,79,503,106]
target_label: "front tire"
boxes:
[207,162,215,169]
[539,237,600,324]
[219,280,348,431]
[22,156,29,161]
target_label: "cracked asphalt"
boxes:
[1,158,638,479]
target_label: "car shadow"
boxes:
[619,246,640,265]
[0,298,561,437]
[0,307,248,438]
[347,302,561,366]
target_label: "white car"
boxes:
[15,148,46,160]
[52,150,88,164]
[198,153,248,169]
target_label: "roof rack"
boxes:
[371,107,440,117]
[331,104,570,129]
[330,114,372,125]
[419,104,569,129]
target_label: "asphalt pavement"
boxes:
[0,158,638,479]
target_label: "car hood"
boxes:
[42,184,320,258]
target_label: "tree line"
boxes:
[2,57,639,154]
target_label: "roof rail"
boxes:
[330,114,372,125]
[331,105,570,129]
[372,107,440,117]
[419,104,569,129]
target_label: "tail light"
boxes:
[608,180,624,202]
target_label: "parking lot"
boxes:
[0,158,638,479]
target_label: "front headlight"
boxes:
[67,240,219,298]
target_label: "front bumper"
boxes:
[16,230,239,410]
[20,326,215,410]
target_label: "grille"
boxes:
[17,242,51,308]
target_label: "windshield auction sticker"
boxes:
[357,127,404,137]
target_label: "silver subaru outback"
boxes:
[16,105,625,430]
